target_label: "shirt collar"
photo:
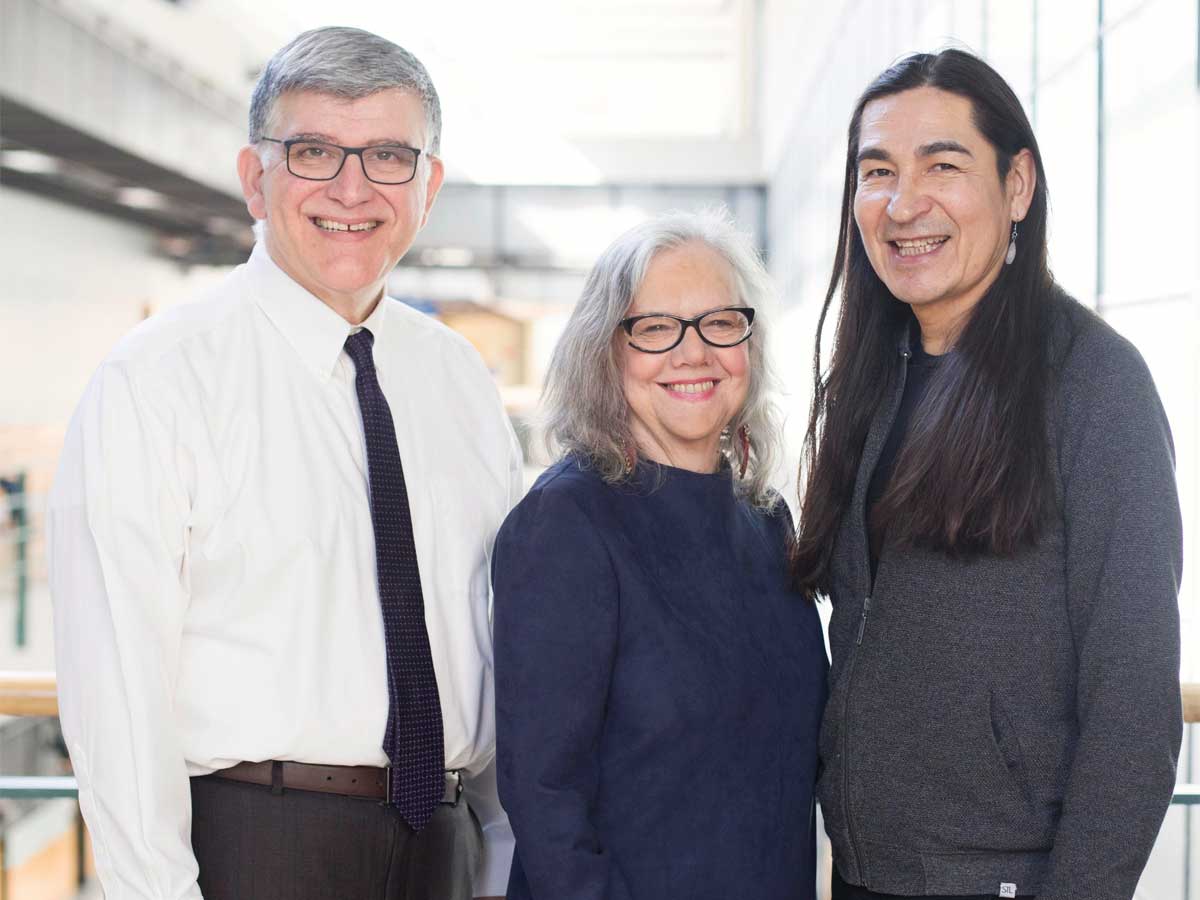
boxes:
[247,242,390,379]
[352,293,389,342]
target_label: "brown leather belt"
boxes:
[210,760,462,805]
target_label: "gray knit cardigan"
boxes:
[818,296,1183,900]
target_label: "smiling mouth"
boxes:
[663,379,717,395]
[311,217,380,233]
[891,236,948,257]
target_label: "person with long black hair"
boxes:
[791,49,1181,900]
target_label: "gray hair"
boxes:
[542,209,783,508]
[249,27,442,153]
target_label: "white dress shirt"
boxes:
[48,243,523,900]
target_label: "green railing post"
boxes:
[75,802,86,887]
[0,828,7,900]
[0,474,27,648]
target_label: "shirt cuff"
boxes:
[476,820,514,897]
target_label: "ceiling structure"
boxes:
[0,0,763,271]
[1,98,254,265]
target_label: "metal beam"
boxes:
[0,0,246,197]
[1,95,253,264]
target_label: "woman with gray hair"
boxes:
[492,210,827,900]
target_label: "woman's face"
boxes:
[620,241,751,473]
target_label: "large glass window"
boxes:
[1035,52,1101,305]
[1101,0,1197,304]
[985,0,1036,111]
[1037,0,1100,77]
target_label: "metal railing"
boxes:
[0,688,82,899]
[0,673,1194,796]
[0,475,29,648]
[0,673,1195,898]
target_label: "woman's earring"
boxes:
[737,424,751,480]
[1005,221,1018,265]
[622,443,635,476]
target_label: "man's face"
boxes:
[237,88,444,316]
[852,86,1032,324]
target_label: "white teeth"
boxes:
[894,236,948,256]
[313,218,379,232]
[666,380,715,394]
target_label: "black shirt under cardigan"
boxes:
[866,338,945,577]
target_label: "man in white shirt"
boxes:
[48,26,518,900]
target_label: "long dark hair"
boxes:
[791,49,1057,600]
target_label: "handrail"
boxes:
[0,673,1197,722]
[0,671,58,717]
[1184,680,1200,724]
[0,675,1195,807]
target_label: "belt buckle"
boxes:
[384,765,393,803]
[442,769,463,807]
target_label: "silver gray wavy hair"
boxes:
[542,209,783,508]
[249,27,442,153]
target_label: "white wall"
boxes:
[0,186,228,426]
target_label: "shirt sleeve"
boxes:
[462,753,512,897]
[1038,335,1183,900]
[465,408,526,898]
[49,361,202,900]
[492,480,634,900]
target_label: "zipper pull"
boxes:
[856,596,872,645]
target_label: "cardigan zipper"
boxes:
[855,595,872,645]
[842,593,872,885]
[839,342,909,887]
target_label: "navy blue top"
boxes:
[493,456,828,900]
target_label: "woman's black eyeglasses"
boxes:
[619,307,755,354]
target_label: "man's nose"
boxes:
[326,152,374,204]
[885,174,932,223]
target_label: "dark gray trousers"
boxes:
[191,775,482,900]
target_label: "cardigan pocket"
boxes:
[988,690,1035,808]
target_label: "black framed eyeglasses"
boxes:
[259,137,424,185]
[619,307,755,353]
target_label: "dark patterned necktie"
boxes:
[344,328,444,831]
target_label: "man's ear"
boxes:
[1007,147,1036,222]
[237,145,268,221]
[418,154,446,230]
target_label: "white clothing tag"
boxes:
[999,884,1017,898]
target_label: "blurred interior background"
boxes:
[1,0,1197,896]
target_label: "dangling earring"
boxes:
[1005,222,1018,265]
[737,424,751,480]
[622,443,636,476]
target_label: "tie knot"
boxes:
[344,328,376,370]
